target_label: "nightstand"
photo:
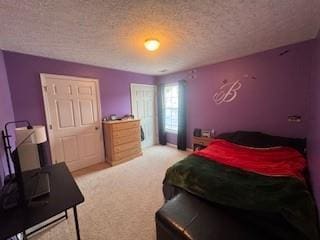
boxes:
[192,136,214,151]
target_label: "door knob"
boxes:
[95,127,99,130]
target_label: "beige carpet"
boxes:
[30,145,189,240]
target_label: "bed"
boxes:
[162,131,319,240]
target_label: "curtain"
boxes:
[177,80,187,150]
[158,84,167,145]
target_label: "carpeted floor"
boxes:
[30,145,189,240]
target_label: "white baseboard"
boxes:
[166,143,193,152]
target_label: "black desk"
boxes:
[0,163,85,240]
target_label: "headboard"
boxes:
[216,131,306,156]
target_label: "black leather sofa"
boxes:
[155,192,275,240]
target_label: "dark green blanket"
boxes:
[164,154,319,240]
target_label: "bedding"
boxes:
[163,137,318,240]
[195,139,306,180]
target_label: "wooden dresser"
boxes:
[103,119,142,166]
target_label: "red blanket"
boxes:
[194,139,306,180]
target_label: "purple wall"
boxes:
[157,40,314,148]
[308,31,320,211]
[3,51,155,126]
[0,50,15,187]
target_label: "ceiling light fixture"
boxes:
[144,39,160,51]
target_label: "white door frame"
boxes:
[40,73,105,164]
[130,83,159,146]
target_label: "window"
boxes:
[164,84,179,132]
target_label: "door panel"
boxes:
[55,99,76,128]
[78,133,99,157]
[55,138,65,162]
[131,84,157,148]
[53,82,72,96]
[78,86,93,96]
[79,100,94,125]
[61,136,79,163]
[41,74,104,171]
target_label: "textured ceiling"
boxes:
[0,0,320,75]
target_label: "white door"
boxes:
[41,74,104,171]
[131,84,158,148]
